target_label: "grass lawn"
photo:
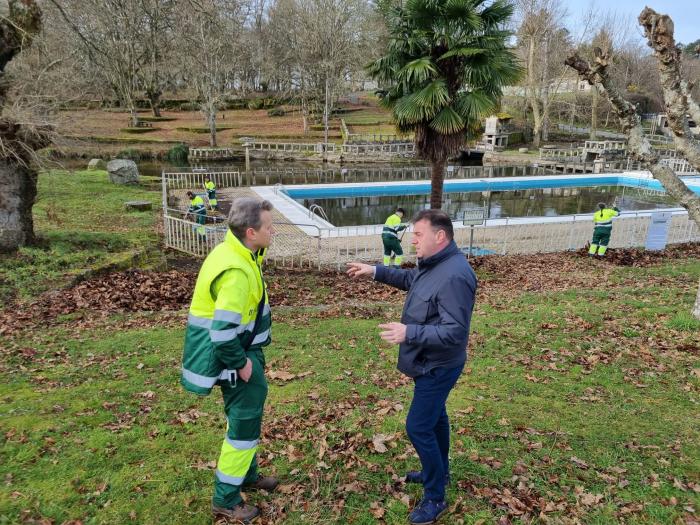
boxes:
[0,170,162,303]
[1,254,698,524]
[1,166,698,524]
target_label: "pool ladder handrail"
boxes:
[309,204,330,222]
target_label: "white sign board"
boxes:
[463,207,486,226]
[645,211,672,251]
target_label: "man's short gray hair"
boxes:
[228,197,273,240]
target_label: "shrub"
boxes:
[166,144,189,164]
[179,102,200,112]
[267,107,286,117]
[116,148,142,160]
[247,99,264,110]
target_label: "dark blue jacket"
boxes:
[374,241,477,377]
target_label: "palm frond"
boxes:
[438,47,485,61]
[397,57,438,86]
[429,106,465,134]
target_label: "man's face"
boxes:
[411,219,445,258]
[247,210,275,250]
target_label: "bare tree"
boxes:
[265,0,372,133]
[47,0,176,123]
[515,0,570,146]
[566,7,700,318]
[176,0,245,147]
[0,0,52,251]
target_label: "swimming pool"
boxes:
[282,173,700,199]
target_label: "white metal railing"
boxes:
[341,142,415,156]
[660,157,699,175]
[162,170,242,190]
[190,147,238,160]
[163,210,699,268]
[584,140,626,151]
[250,141,339,153]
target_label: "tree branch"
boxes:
[681,81,700,126]
[565,50,700,226]
[639,7,700,172]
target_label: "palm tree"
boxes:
[368,0,522,209]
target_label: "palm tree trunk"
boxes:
[429,159,446,209]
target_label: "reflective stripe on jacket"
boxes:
[181,230,271,395]
[189,195,206,214]
[382,214,406,237]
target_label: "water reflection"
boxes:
[299,187,676,226]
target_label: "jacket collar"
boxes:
[224,230,266,266]
[417,240,459,269]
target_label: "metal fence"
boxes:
[163,210,699,269]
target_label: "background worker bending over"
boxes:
[382,207,407,267]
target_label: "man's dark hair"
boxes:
[396,207,405,214]
[412,209,454,240]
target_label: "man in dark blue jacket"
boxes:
[347,209,477,525]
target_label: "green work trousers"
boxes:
[382,234,403,257]
[213,349,268,508]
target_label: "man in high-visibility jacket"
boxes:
[204,176,218,210]
[186,191,207,237]
[382,207,407,267]
[589,202,620,256]
[181,197,277,523]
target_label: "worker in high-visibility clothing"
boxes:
[589,202,620,256]
[382,207,408,267]
[181,198,277,523]
[186,191,207,237]
[204,176,218,210]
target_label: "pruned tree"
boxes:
[0,0,52,251]
[566,7,700,319]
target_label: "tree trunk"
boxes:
[429,159,446,209]
[590,85,598,140]
[130,108,139,127]
[209,110,217,147]
[526,36,542,147]
[147,89,162,118]
[693,278,700,320]
[0,160,38,252]
[542,85,550,142]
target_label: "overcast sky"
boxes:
[564,0,697,45]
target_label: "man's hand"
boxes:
[238,358,253,382]
[379,322,407,344]
[346,262,374,279]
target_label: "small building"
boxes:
[482,114,512,150]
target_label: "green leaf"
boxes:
[397,57,438,85]
[438,47,486,61]
[429,106,465,134]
